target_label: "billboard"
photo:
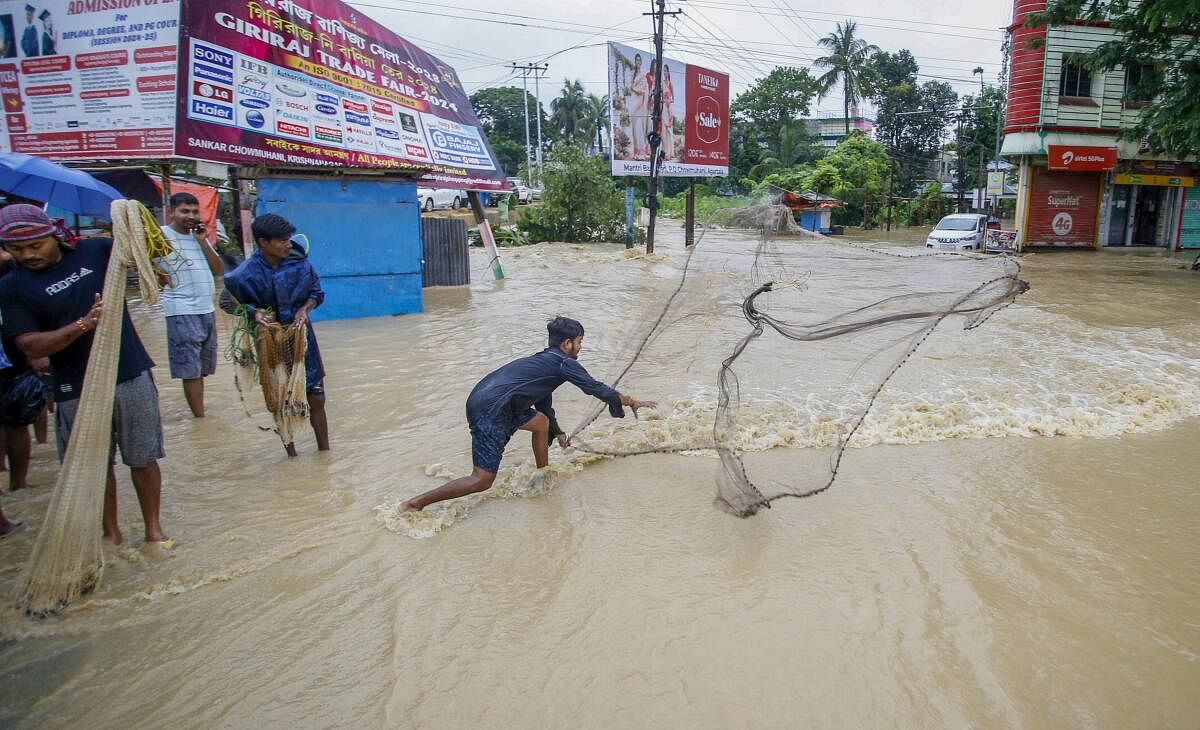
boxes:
[0,0,179,158]
[174,0,506,189]
[608,41,728,178]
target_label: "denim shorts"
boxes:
[468,407,538,474]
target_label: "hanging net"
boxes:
[567,206,1028,517]
[224,298,309,446]
[15,199,175,616]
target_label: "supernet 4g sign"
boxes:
[0,0,179,158]
[608,41,729,178]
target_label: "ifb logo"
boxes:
[1052,211,1074,236]
[1061,150,1074,167]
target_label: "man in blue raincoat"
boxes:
[222,213,329,456]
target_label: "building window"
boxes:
[1124,63,1154,102]
[1059,60,1092,98]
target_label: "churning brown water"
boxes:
[1,224,1197,728]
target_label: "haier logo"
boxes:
[45,267,94,295]
[192,99,233,121]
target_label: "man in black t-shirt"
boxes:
[0,204,170,547]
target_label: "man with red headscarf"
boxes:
[0,204,171,547]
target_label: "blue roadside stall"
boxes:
[241,167,426,320]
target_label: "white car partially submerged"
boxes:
[926,214,988,251]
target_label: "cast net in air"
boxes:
[567,204,1028,517]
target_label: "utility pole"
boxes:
[644,0,681,254]
[886,158,896,232]
[512,62,548,186]
[512,63,533,187]
[974,67,985,215]
[992,98,1004,219]
[533,64,547,186]
[955,105,966,214]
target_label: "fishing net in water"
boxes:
[16,200,174,616]
[224,299,309,446]
[568,206,1028,517]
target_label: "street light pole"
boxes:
[973,67,985,215]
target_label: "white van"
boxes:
[926,214,988,251]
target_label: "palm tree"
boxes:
[550,79,588,143]
[814,20,880,136]
[748,123,813,180]
[584,93,609,153]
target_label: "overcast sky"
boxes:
[347,0,1013,118]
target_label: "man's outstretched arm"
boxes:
[560,359,656,419]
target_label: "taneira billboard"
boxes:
[0,0,179,158]
[175,0,506,189]
[607,41,728,178]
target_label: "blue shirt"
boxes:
[0,238,154,401]
[222,244,326,385]
[467,347,624,436]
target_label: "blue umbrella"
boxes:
[0,152,123,217]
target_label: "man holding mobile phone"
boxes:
[158,192,223,418]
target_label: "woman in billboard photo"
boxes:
[628,53,647,160]
[661,65,677,161]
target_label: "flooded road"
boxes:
[1,224,1197,728]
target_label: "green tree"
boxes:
[814,21,880,135]
[872,59,959,197]
[550,79,589,145]
[470,86,548,176]
[731,66,820,149]
[959,85,1007,192]
[1029,0,1200,160]
[583,93,609,154]
[773,131,889,227]
[517,144,628,243]
[747,123,820,180]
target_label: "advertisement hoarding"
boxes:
[1046,144,1117,172]
[0,0,179,158]
[174,0,506,190]
[607,41,728,178]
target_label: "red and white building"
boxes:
[1002,0,1199,250]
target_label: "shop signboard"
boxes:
[608,41,729,177]
[174,0,506,189]
[985,228,1017,253]
[0,0,179,158]
[1026,167,1100,247]
[986,171,1005,196]
[1113,173,1195,188]
[1180,188,1200,249]
[1047,145,1117,172]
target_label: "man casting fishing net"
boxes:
[398,316,656,512]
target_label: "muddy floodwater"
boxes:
[1,224,1197,728]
